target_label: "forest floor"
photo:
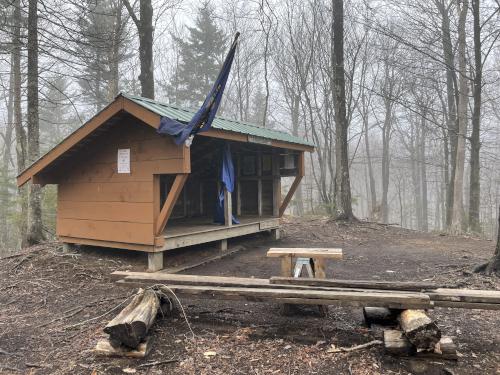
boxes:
[0,217,499,375]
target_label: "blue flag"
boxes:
[158,32,240,145]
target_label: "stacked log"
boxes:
[398,309,441,350]
[384,330,457,360]
[363,307,399,326]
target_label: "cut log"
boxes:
[94,337,151,358]
[398,309,441,350]
[363,307,400,326]
[383,330,415,355]
[384,330,457,360]
[104,288,159,349]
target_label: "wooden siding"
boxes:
[57,117,188,246]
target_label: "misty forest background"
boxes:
[0,0,499,254]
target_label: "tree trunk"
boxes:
[12,0,28,247]
[450,0,468,235]
[0,55,14,245]
[381,99,391,224]
[420,119,428,232]
[107,0,123,101]
[435,0,458,229]
[363,101,377,220]
[123,0,154,99]
[138,0,154,99]
[475,206,500,274]
[291,94,304,215]
[332,0,354,220]
[27,0,44,245]
[468,0,482,234]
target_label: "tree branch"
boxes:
[121,0,140,28]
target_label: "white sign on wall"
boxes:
[117,149,130,174]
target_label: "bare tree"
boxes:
[26,0,44,245]
[332,0,354,220]
[122,0,155,99]
[468,0,482,234]
[450,0,468,234]
[12,0,28,246]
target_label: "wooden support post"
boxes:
[219,239,228,252]
[183,185,188,217]
[199,182,204,215]
[236,154,241,215]
[279,152,304,217]
[271,228,280,240]
[148,252,164,272]
[272,152,281,217]
[62,243,76,253]
[257,151,262,217]
[155,174,188,235]
[224,187,232,227]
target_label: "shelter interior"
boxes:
[159,136,302,249]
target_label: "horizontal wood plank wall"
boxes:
[57,116,188,246]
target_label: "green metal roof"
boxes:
[122,93,314,148]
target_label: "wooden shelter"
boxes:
[17,94,314,270]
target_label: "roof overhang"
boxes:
[17,94,314,187]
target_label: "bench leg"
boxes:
[270,228,280,240]
[279,256,293,315]
[62,243,77,253]
[148,252,164,272]
[313,258,328,317]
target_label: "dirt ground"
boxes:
[1,217,499,375]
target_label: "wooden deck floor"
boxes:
[160,215,279,251]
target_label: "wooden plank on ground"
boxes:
[160,245,246,274]
[270,277,439,291]
[267,248,343,259]
[111,271,270,286]
[118,283,432,307]
[94,337,151,358]
[428,288,500,304]
[432,300,500,310]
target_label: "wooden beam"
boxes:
[58,236,156,252]
[279,152,304,217]
[155,174,188,235]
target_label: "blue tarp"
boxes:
[157,33,240,145]
[214,143,239,225]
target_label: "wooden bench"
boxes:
[267,247,343,315]
[267,248,343,279]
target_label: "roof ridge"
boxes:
[122,92,296,138]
